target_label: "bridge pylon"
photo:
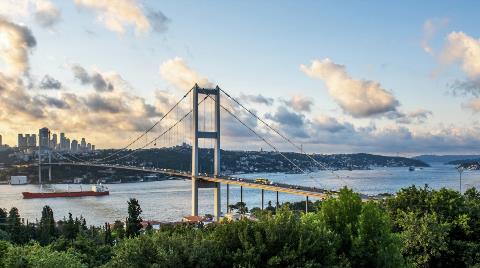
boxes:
[191,84,221,221]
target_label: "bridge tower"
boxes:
[191,84,221,221]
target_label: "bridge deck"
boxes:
[46,162,344,199]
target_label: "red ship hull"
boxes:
[22,191,109,199]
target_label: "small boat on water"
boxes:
[22,184,109,199]
[409,166,415,171]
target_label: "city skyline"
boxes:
[0,1,480,154]
[15,127,94,152]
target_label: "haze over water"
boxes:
[1,163,479,226]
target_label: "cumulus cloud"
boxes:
[440,31,480,110]
[311,115,351,133]
[282,95,313,112]
[395,109,433,124]
[39,74,62,90]
[266,106,309,138]
[34,0,61,28]
[0,0,61,28]
[300,58,399,117]
[449,78,480,97]
[159,57,213,90]
[239,93,274,105]
[421,18,448,54]
[441,32,480,78]
[74,0,169,35]
[71,64,115,92]
[0,18,36,76]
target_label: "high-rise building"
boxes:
[60,133,65,150]
[71,140,78,152]
[51,134,57,149]
[80,138,86,151]
[91,145,95,151]
[18,134,25,148]
[39,127,50,150]
[87,143,92,151]
[66,138,70,151]
[25,134,30,146]
[28,134,36,147]
[0,134,2,146]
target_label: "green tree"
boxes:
[3,242,86,268]
[397,211,450,267]
[0,208,7,231]
[351,202,404,267]
[319,187,362,256]
[104,222,113,246]
[7,207,23,244]
[39,205,56,245]
[112,220,125,241]
[63,213,78,241]
[125,198,142,238]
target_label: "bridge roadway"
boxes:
[46,162,347,199]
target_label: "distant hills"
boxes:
[413,155,480,164]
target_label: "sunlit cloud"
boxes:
[0,0,61,28]
[159,57,213,90]
[441,31,480,78]
[0,17,36,76]
[300,58,399,118]
[74,0,169,35]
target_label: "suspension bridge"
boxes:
[38,84,369,221]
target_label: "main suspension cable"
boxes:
[101,95,209,164]
[207,95,306,174]
[219,89,350,187]
[93,87,194,163]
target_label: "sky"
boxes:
[0,0,480,155]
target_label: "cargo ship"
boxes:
[22,184,109,199]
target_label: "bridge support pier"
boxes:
[276,191,279,210]
[226,184,230,213]
[261,189,264,210]
[240,186,243,203]
[305,196,309,213]
[214,182,221,221]
[191,84,222,221]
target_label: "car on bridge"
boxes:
[254,178,273,185]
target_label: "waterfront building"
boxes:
[81,138,86,151]
[71,140,78,152]
[66,138,71,151]
[51,133,57,149]
[39,127,50,149]
[28,134,36,147]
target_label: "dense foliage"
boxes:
[0,187,478,267]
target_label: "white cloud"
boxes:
[0,0,61,28]
[239,93,273,105]
[283,95,313,112]
[300,58,399,117]
[0,18,36,76]
[441,31,480,78]
[74,0,168,35]
[395,109,433,124]
[34,0,61,28]
[159,57,213,90]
